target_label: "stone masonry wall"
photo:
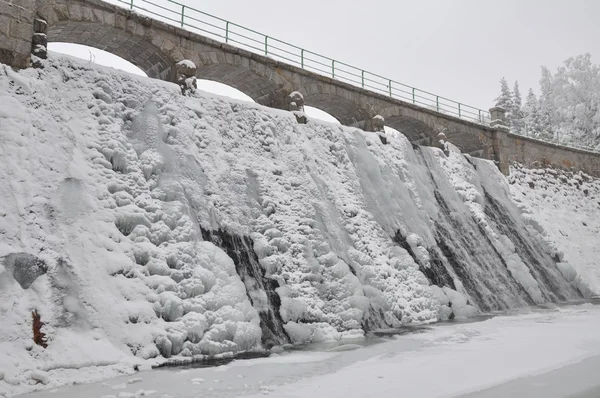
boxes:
[505,133,600,177]
[0,0,35,69]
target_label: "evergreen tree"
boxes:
[497,53,600,147]
[494,77,513,125]
[512,81,525,132]
[538,66,555,139]
[522,89,542,137]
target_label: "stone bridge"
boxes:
[2,0,600,177]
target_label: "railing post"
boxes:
[181,5,185,27]
[332,60,335,78]
[412,88,415,104]
[458,103,461,118]
[436,96,439,112]
[388,80,392,97]
[264,36,268,56]
[479,109,482,123]
[130,0,133,9]
[361,70,364,88]
[225,22,229,43]
[301,49,304,68]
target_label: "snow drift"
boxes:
[0,55,589,395]
[508,164,600,295]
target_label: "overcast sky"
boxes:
[51,0,600,114]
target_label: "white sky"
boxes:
[49,0,600,114]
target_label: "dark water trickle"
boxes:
[155,350,271,369]
[397,147,582,314]
[200,227,290,348]
[482,189,582,302]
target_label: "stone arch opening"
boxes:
[301,92,372,127]
[37,0,178,81]
[48,43,148,77]
[385,115,436,144]
[303,106,341,124]
[196,79,255,102]
[194,63,289,108]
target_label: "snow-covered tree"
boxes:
[512,81,525,132]
[522,89,543,137]
[504,54,600,147]
[494,78,513,124]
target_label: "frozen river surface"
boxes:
[18,302,600,398]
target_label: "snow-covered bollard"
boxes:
[289,91,307,124]
[436,132,450,155]
[31,18,48,65]
[175,60,197,96]
[489,106,507,127]
[371,114,385,132]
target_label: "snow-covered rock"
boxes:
[0,54,590,396]
[509,164,600,296]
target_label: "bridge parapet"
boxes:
[1,0,599,177]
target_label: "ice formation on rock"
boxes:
[0,55,588,395]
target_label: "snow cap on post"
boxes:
[289,91,305,111]
[175,60,197,95]
[372,114,385,132]
[490,107,508,128]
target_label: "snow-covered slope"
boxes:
[509,164,600,295]
[0,55,589,395]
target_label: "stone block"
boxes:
[10,20,33,41]
[32,32,47,46]
[33,18,48,34]
[102,11,115,26]
[0,2,21,20]
[0,15,10,37]
[114,13,126,30]
[0,47,30,69]
[53,4,70,22]
[81,6,97,22]
[0,31,14,50]
[13,0,36,10]
[91,7,106,23]
[14,37,32,54]
[69,4,83,21]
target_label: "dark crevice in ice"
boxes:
[407,147,540,312]
[391,230,456,291]
[200,227,290,347]
[482,189,583,302]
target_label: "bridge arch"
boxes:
[374,107,438,142]
[38,1,181,79]
[301,90,373,127]
[187,56,292,109]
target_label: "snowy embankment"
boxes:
[509,164,600,295]
[0,54,594,396]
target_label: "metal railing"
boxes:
[108,0,492,126]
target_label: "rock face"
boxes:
[0,56,586,388]
[2,253,47,289]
